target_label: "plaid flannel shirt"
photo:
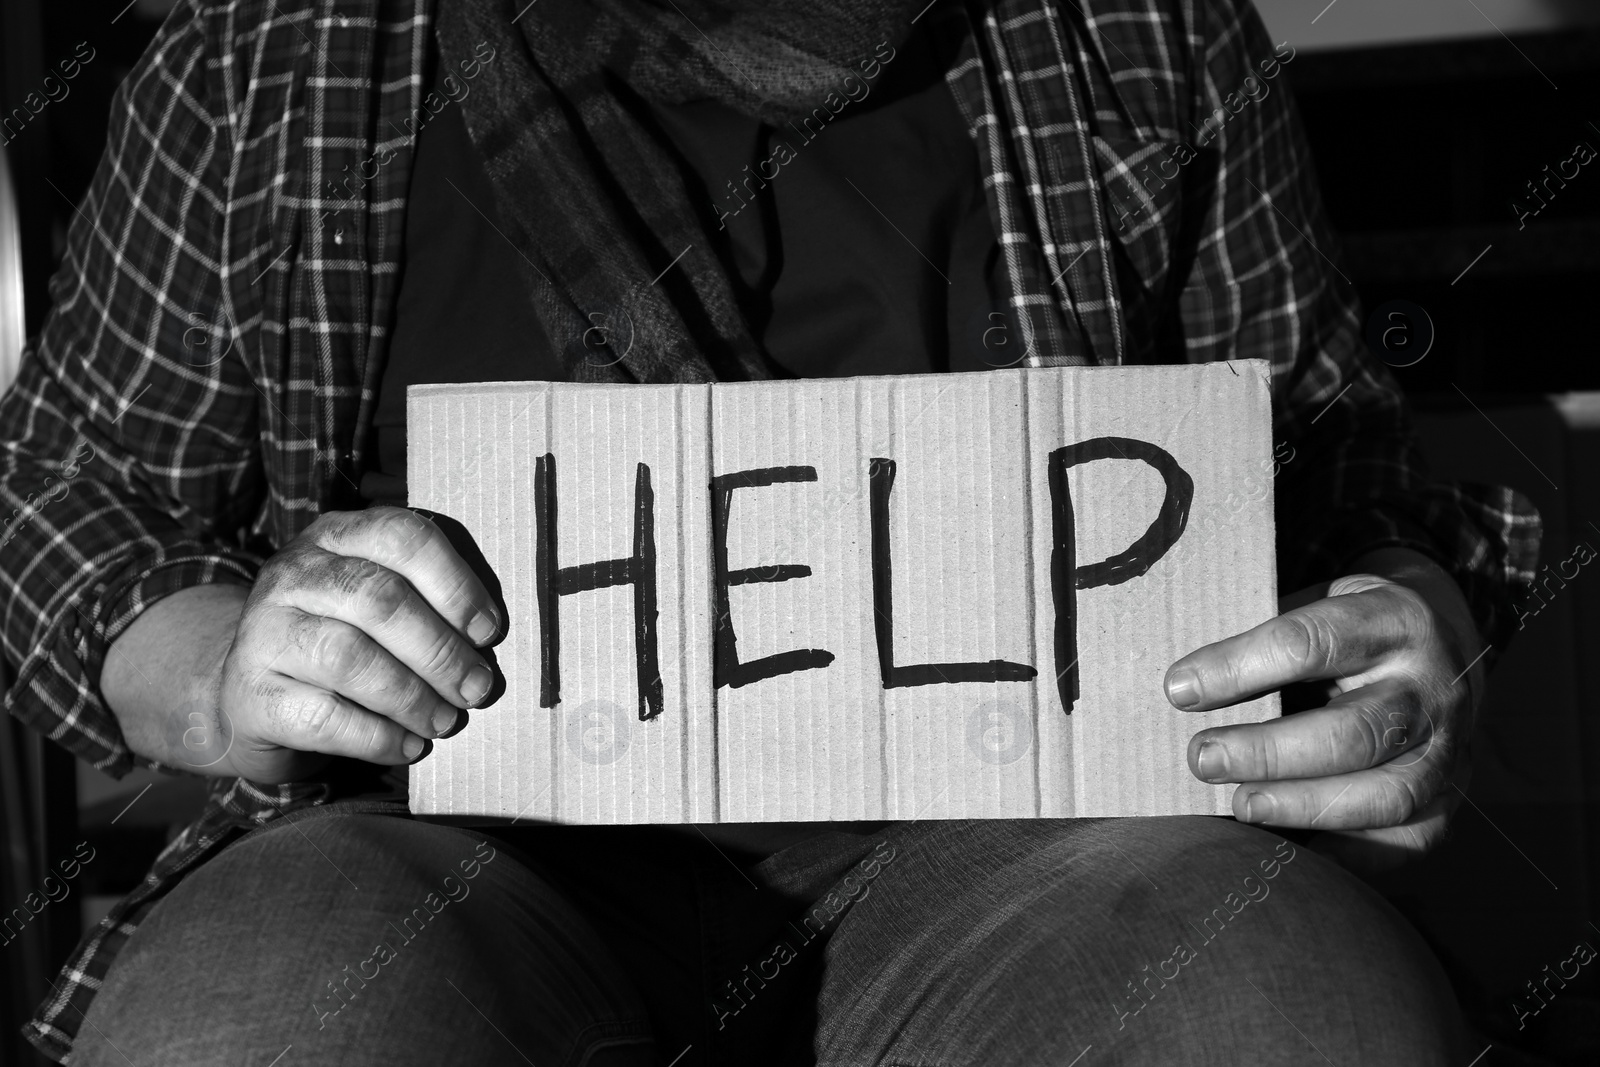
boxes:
[0,0,1539,1059]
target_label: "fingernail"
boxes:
[433,707,459,738]
[1196,740,1229,781]
[402,735,425,760]
[467,611,499,646]
[461,664,493,707]
[1244,792,1275,823]
[1166,670,1200,709]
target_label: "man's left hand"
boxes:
[1165,547,1487,871]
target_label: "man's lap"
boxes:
[70,809,1466,1067]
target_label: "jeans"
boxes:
[72,805,1468,1066]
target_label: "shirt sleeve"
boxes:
[0,0,268,777]
[1175,0,1540,662]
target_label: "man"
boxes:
[0,0,1538,1063]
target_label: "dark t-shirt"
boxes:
[364,19,1004,505]
[349,22,1006,818]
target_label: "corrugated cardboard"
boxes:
[407,362,1279,823]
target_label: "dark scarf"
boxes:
[435,0,933,384]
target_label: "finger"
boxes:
[273,608,462,739]
[1308,789,1456,874]
[1165,582,1426,711]
[310,507,501,646]
[275,552,496,711]
[1227,751,1451,832]
[244,671,429,765]
[1310,758,1470,873]
[1188,677,1433,783]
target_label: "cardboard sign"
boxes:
[407,363,1280,824]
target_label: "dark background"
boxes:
[3,2,1599,1066]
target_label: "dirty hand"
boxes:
[1165,546,1484,870]
[209,507,502,782]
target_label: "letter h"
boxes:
[534,454,663,720]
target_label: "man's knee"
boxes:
[818,817,1467,1065]
[74,813,651,1066]
[1090,818,1467,1063]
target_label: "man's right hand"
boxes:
[103,507,503,783]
